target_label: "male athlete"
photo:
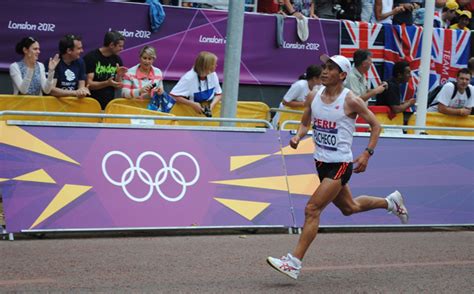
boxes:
[267,55,409,280]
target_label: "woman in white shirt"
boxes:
[9,37,59,95]
[272,64,322,127]
[170,51,222,116]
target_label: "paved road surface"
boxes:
[1,230,473,293]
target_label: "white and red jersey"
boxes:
[311,86,355,163]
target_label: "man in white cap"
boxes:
[267,54,409,280]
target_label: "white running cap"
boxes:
[320,54,351,75]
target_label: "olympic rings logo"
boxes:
[101,151,200,203]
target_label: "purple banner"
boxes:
[280,132,474,227]
[0,124,293,232]
[0,0,340,85]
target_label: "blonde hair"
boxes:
[139,46,156,59]
[193,51,217,77]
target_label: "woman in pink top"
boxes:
[121,46,164,99]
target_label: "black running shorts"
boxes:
[314,160,353,186]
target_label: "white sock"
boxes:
[386,197,394,211]
[288,253,302,266]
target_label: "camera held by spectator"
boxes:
[333,4,345,19]
[202,105,212,117]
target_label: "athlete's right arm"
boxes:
[290,91,314,149]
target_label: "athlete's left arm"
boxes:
[346,93,381,173]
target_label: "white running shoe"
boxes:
[267,253,301,280]
[386,190,409,224]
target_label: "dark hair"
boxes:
[392,61,410,78]
[15,37,37,55]
[59,34,82,55]
[299,65,322,80]
[468,57,474,71]
[103,31,125,47]
[457,68,472,77]
[353,49,372,67]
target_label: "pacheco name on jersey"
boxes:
[312,119,338,151]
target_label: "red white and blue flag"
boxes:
[383,24,423,112]
[383,24,470,112]
[340,20,385,89]
[430,28,471,88]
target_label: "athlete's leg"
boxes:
[292,178,343,260]
[332,184,387,216]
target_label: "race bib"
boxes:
[312,120,338,151]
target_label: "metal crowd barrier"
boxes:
[0,110,274,130]
[280,120,474,134]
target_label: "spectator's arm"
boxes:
[282,100,305,107]
[360,84,387,102]
[50,80,77,97]
[282,0,295,14]
[50,80,89,98]
[170,93,203,114]
[9,62,34,94]
[389,98,416,113]
[39,63,55,95]
[374,0,404,21]
[438,103,471,116]
[121,75,141,99]
[210,94,222,110]
[87,73,119,90]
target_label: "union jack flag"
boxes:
[383,24,422,112]
[384,24,470,112]
[430,28,471,89]
[340,20,385,89]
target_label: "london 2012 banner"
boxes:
[1,121,473,233]
[0,0,340,86]
[0,122,294,232]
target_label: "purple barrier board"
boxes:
[0,1,340,86]
[0,123,293,232]
[280,132,474,227]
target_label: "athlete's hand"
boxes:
[353,153,370,173]
[290,135,300,149]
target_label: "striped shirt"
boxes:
[122,64,163,99]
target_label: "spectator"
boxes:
[122,46,164,99]
[427,68,473,116]
[282,0,316,18]
[392,0,418,26]
[468,57,474,85]
[434,0,459,28]
[345,49,387,102]
[375,61,416,114]
[338,0,362,21]
[50,34,90,98]
[258,0,282,14]
[361,0,374,22]
[84,31,128,109]
[170,51,222,116]
[272,64,322,127]
[9,37,59,96]
[450,9,472,30]
[314,0,338,19]
[373,0,405,24]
